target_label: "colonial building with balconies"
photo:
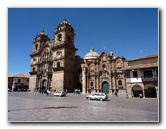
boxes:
[123,54,158,98]
[8,74,30,91]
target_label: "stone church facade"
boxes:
[29,19,83,92]
[29,19,136,96]
[81,48,128,95]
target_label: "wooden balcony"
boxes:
[142,76,158,82]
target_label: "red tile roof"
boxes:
[128,54,158,62]
[8,73,30,78]
[124,62,158,70]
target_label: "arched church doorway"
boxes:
[144,84,157,98]
[132,85,143,97]
[102,81,109,94]
[42,79,47,91]
[77,82,82,92]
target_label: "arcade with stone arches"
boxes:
[131,84,157,98]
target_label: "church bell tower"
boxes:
[51,19,78,91]
[53,19,75,46]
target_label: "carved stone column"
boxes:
[112,71,116,90]
[143,88,145,98]
[81,64,87,94]
[155,87,158,98]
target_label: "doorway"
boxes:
[42,79,47,91]
[132,85,143,97]
[102,81,109,94]
[77,82,82,92]
[144,84,157,98]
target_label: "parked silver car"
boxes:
[52,91,66,97]
[73,89,80,94]
[86,93,108,101]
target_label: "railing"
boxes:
[141,75,158,82]
[126,78,142,83]
[126,75,158,83]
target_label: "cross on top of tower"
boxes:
[103,45,106,53]
[63,19,68,24]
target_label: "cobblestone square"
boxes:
[8,92,159,122]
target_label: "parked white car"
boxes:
[86,93,108,101]
[73,89,80,94]
[52,91,66,97]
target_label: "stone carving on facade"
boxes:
[102,55,107,61]
[117,74,123,79]
[81,48,127,94]
[32,58,36,65]
[100,70,109,79]
[89,63,95,72]
[115,58,122,68]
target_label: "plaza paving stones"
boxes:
[8,92,159,122]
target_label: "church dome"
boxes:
[84,48,99,59]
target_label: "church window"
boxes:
[33,58,36,61]
[57,62,60,67]
[56,51,61,56]
[118,80,123,88]
[58,34,62,41]
[102,64,106,71]
[33,67,35,72]
[156,69,158,77]
[118,80,122,85]
[125,71,130,78]
[91,82,93,86]
[35,44,38,50]
[133,71,138,78]
[43,63,47,69]
[67,36,71,43]
[143,70,152,77]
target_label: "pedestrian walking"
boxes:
[114,90,118,97]
[126,92,128,98]
[139,93,142,98]
[41,89,44,94]
[47,89,49,96]
[47,89,51,96]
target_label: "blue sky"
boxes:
[8,8,158,74]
